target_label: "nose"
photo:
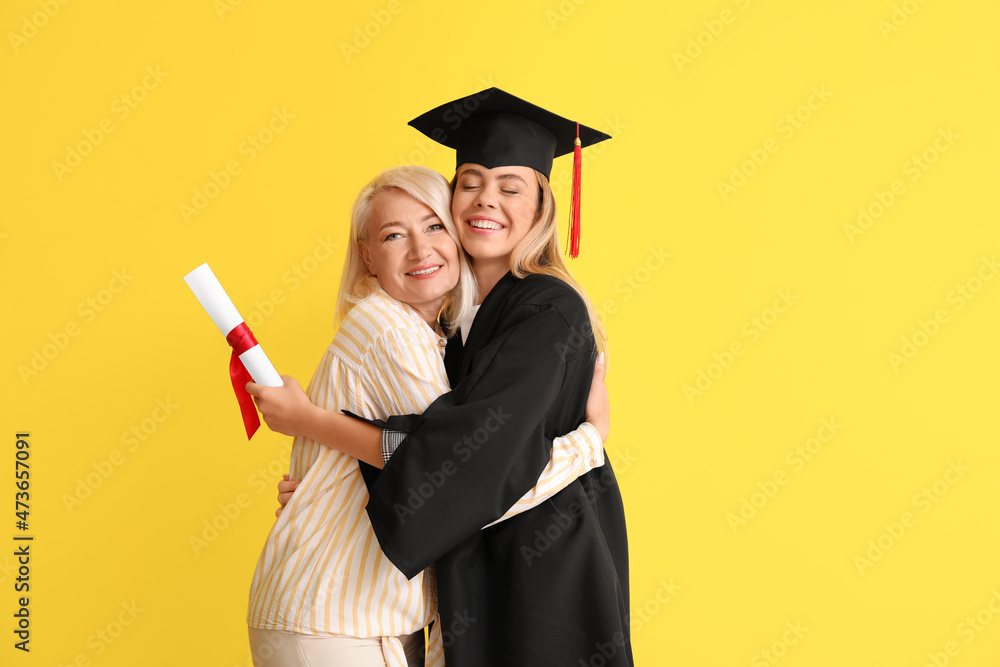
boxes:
[474,184,498,208]
[406,233,432,260]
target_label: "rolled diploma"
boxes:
[183,263,283,387]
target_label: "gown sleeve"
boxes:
[383,421,605,527]
[484,421,603,527]
[359,295,595,579]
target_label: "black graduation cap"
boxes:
[408,88,611,257]
[408,88,610,178]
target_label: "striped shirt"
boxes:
[247,287,603,663]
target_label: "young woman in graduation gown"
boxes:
[262,89,632,666]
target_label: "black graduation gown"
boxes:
[359,272,632,667]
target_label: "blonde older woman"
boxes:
[245,165,607,667]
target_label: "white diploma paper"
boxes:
[183,263,283,387]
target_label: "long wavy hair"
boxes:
[336,166,476,337]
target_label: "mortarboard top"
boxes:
[407,87,611,179]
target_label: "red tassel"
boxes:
[568,122,583,258]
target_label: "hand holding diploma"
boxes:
[245,376,318,438]
[183,263,283,439]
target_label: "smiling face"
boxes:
[359,188,461,325]
[451,163,540,265]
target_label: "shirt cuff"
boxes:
[577,422,606,470]
[381,428,407,465]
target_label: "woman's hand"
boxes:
[585,353,610,442]
[245,375,316,438]
[274,474,300,518]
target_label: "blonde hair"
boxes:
[335,166,476,337]
[451,169,609,360]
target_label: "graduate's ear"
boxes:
[358,240,376,277]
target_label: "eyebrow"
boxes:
[377,213,439,233]
[458,168,528,186]
[497,173,528,185]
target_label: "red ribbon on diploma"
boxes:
[226,322,261,439]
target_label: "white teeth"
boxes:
[468,219,503,230]
[408,266,440,276]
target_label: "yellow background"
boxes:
[3,0,998,665]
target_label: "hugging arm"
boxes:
[360,302,596,578]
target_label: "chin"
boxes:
[463,238,506,256]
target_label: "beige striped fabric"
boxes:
[247,287,603,657]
